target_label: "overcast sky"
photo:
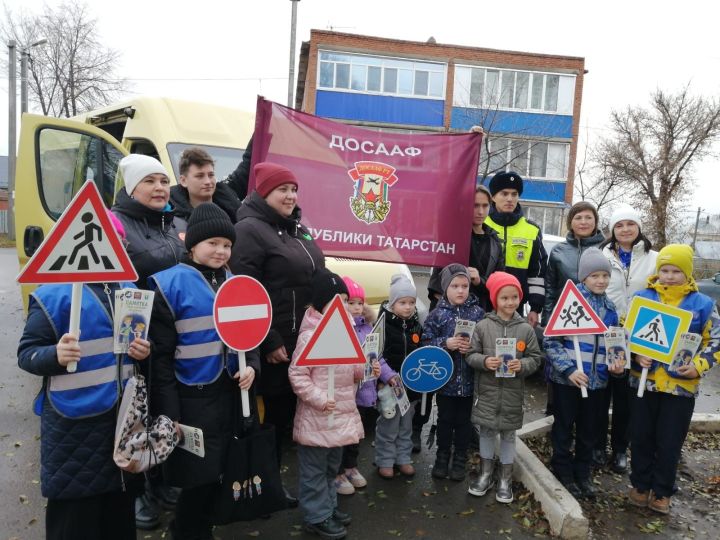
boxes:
[2,0,720,215]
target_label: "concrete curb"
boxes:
[689,412,720,432]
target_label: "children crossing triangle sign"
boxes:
[295,294,365,367]
[17,181,138,284]
[544,280,608,336]
[624,296,693,364]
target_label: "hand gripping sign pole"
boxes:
[214,276,273,418]
[401,346,454,416]
[544,280,609,399]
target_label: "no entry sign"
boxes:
[213,276,272,352]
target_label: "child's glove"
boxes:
[376,384,397,419]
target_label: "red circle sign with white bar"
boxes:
[213,276,273,352]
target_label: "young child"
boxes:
[148,203,259,539]
[465,272,542,503]
[422,264,485,481]
[17,212,151,540]
[334,276,389,496]
[628,245,720,514]
[375,273,423,479]
[544,247,623,500]
[289,269,380,539]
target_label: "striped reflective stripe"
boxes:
[79,337,114,357]
[175,315,215,333]
[49,363,133,392]
[176,341,223,359]
[528,286,545,295]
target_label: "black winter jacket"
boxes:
[380,303,423,402]
[229,192,325,396]
[112,189,186,289]
[17,283,143,500]
[149,260,261,488]
[169,182,241,224]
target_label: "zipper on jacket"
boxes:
[291,291,297,333]
[294,237,316,272]
[402,320,408,359]
[159,213,179,265]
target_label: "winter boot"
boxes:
[431,450,450,479]
[449,451,467,481]
[468,458,495,497]
[496,463,514,503]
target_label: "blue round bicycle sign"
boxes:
[401,346,454,393]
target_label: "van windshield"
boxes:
[167,144,245,183]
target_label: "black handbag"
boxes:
[212,395,287,524]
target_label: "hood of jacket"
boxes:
[645,274,698,306]
[489,202,524,227]
[236,191,304,234]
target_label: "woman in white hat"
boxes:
[598,204,658,474]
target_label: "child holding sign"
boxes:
[465,272,541,503]
[289,269,380,539]
[628,245,720,514]
[422,264,485,481]
[544,248,622,500]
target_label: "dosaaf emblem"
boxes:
[348,161,399,224]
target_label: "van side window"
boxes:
[37,128,123,219]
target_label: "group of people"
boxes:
[17,146,720,540]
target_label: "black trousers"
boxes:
[173,483,219,540]
[263,391,297,466]
[413,391,434,430]
[46,490,135,540]
[596,373,631,454]
[339,406,377,471]
[550,382,604,481]
[436,394,473,456]
[630,391,695,498]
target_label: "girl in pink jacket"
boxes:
[289,269,380,540]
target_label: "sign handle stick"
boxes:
[237,350,250,418]
[67,283,83,373]
[637,368,648,398]
[572,336,588,399]
[327,366,335,428]
[421,392,427,417]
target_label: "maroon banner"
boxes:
[250,98,481,267]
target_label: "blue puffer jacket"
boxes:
[544,283,619,390]
[422,295,485,397]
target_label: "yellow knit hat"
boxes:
[656,244,694,278]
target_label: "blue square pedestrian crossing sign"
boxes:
[624,296,693,364]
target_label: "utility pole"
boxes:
[8,40,17,241]
[691,206,702,251]
[287,0,300,108]
[20,50,29,113]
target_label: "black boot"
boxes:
[559,477,583,499]
[431,450,450,479]
[135,494,160,530]
[305,517,347,540]
[591,449,607,469]
[411,428,422,454]
[449,451,467,481]
[610,452,628,474]
[577,477,596,500]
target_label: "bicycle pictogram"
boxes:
[405,359,449,382]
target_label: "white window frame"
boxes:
[479,137,570,181]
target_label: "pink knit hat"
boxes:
[342,276,365,303]
[486,272,523,309]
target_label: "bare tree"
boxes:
[1,1,127,117]
[593,85,720,248]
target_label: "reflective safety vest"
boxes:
[149,264,238,385]
[32,283,134,419]
[485,216,539,270]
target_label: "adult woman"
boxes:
[598,204,657,473]
[229,162,325,506]
[112,154,187,529]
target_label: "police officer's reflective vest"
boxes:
[485,216,539,270]
[149,264,238,385]
[32,283,134,419]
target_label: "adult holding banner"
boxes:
[627,245,720,515]
[597,204,657,473]
[229,162,325,507]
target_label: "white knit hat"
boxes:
[609,204,642,233]
[119,154,169,195]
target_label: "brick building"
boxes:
[296,30,586,235]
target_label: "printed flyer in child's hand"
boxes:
[114,288,155,353]
[454,319,476,341]
[495,338,516,378]
[604,326,630,369]
[668,332,702,374]
[362,333,380,383]
[393,379,412,416]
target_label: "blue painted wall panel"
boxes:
[315,90,444,127]
[480,177,566,203]
[452,107,573,139]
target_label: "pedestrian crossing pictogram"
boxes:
[633,315,668,347]
[624,296,693,364]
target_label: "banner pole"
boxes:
[67,283,83,373]
[572,335,588,399]
[637,367,648,398]
[327,366,335,428]
[237,350,250,417]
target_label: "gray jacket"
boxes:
[465,312,542,431]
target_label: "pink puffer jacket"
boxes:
[289,307,365,448]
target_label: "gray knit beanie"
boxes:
[388,274,416,307]
[578,247,612,282]
[439,263,471,297]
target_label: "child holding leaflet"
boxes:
[628,245,720,514]
[465,272,542,503]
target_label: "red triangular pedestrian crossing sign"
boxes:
[295,295,365,366]
[544,280,608,336]
[17,181,138,284]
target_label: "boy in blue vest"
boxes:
[628,245,720,514]
[18,213,151,540]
